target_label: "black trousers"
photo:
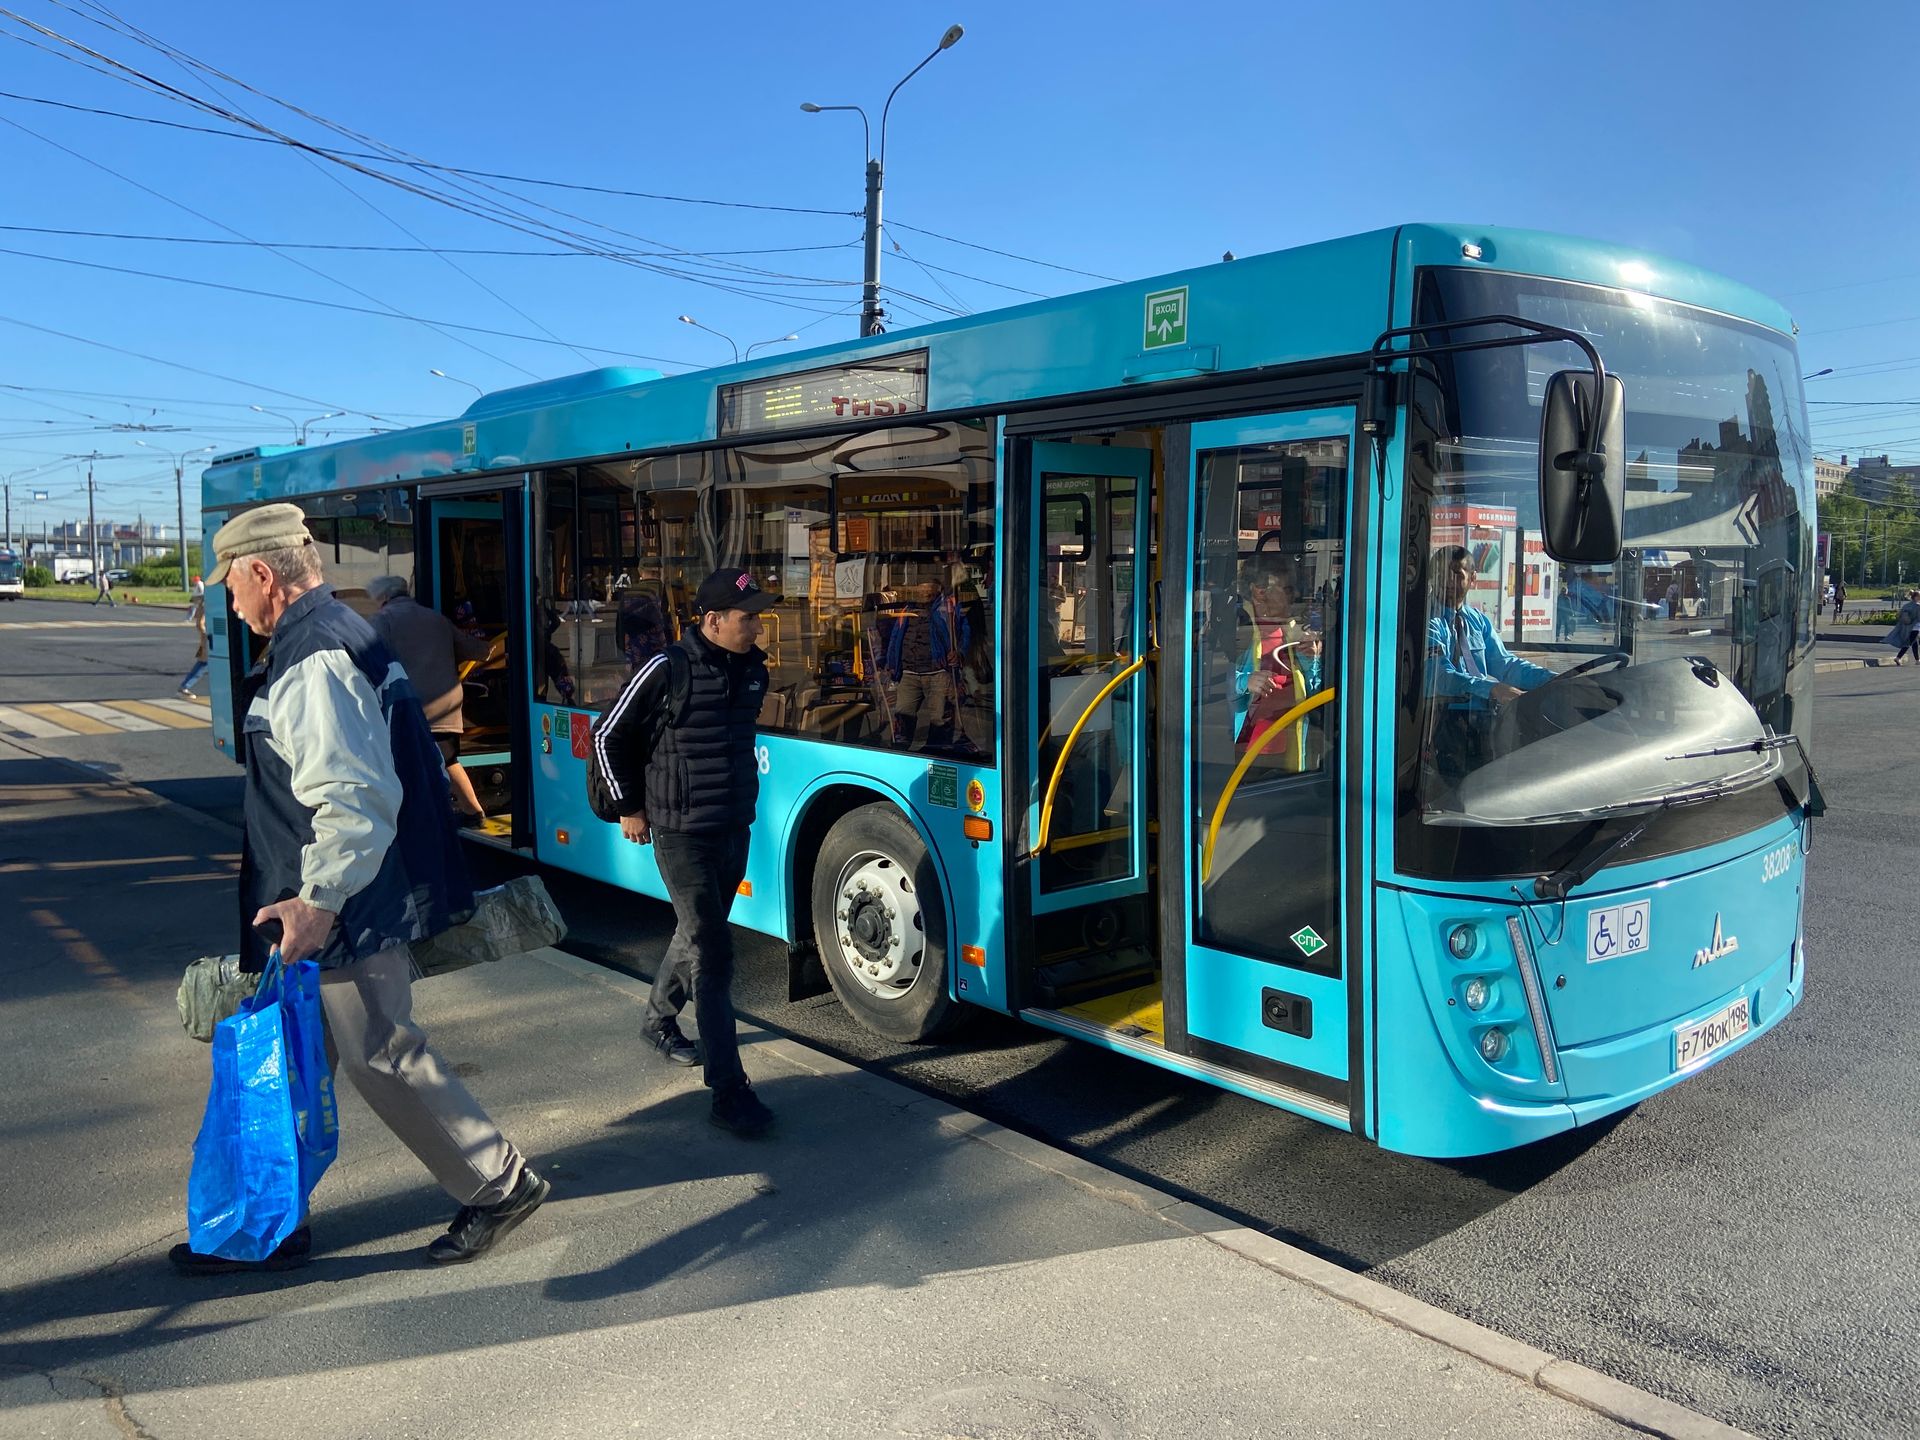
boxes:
[643,828,750,1093]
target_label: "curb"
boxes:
[526,945,1756,1440]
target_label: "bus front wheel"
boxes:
[811,803,959,1042]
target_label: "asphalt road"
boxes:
[5,599,1912,1438]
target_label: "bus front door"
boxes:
[417,482,530,849]
[1175,409,1355,1124]
[1024,441,1158,1011]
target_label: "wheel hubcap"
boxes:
[832,851,924,1001]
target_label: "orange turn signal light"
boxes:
[737,880,753,897]
[963,816,993,841]
[556,828,570,845]
[961,945,987,967]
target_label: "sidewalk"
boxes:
[0,740,1750,1440]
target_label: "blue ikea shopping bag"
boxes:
[186,951,339,1260]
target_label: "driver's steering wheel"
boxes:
[1492,651,1631,755]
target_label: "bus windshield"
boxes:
[0,555,21,584]
[1398,269,1815,874]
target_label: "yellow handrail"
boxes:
[1033,652,1149,854]
[1200,687,1337,882]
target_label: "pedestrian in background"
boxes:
[91,570,115,608]
[1888,589,1920,666]
[1834,580,1847,621]
[178,582,209,696]
[595,567,776,1136]
[169,505,546,1275]
[366,574,490,824]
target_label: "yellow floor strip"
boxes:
[12,703,117,735]
[1062,982,1166,1045]
[112,699,207,729]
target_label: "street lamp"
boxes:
[745,332,800,360]
[1803,368,1834,381]
[428,368,485,398]
[802,22,965,337]
[136,441,216,597]
[677,315,739,363]
[249,404,342,445]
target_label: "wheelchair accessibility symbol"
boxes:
[1586,899,1651,964]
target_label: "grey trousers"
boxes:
[318,944,523,1208]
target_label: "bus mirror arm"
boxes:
[1361,315,1627,566]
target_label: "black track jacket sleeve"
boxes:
[595,651,671,817]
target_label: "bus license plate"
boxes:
[1674,995,1751,1071]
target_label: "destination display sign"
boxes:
[719,352,928,437]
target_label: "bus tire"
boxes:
[811,802,959,1042]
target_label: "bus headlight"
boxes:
[1447,924,1478,960]
[1463,977,1490,1012]
[1477,1028,1509,1064]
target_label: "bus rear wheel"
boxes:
[811,802,959,1042]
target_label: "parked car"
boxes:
[104,568,132,582]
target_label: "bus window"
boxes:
[714,418,996,761]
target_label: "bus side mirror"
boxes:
[1539,371,1626,564]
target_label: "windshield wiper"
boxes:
[1532,771,1763,898]
[1667,733,1826,817]
[1535,817,1654,899]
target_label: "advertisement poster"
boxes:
[1432,503,1558,641]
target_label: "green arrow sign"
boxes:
[1143,287,1188,349]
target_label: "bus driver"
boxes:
[1424,545,1552,776]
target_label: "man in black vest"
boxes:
[596,568,775,1135]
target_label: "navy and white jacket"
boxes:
[238,585,473,971]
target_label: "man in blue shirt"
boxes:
[1425,545,1552,709]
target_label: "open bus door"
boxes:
[416,480,532,850]
[1171,409,1357,1124]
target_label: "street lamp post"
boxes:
[249,405,343,445]
[137,441,217,597]
[677,315,739,363]
[429,368,485,399]
[803,23,964,337]
[1802,368,1834,382]
[745,332,801,360]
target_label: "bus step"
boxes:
[1033,949,1156,1009]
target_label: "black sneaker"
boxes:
[426,1167,550,1265]
[170,1225,311,1276]
[652,1019,699,1067]
[709,1082,775,1137]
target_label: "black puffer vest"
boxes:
[645,628,768,835]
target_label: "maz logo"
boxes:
[1693,914,1740,969]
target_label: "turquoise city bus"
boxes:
[0,549,22,599]
[201,223,1821,1157]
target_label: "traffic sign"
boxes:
[1143,287,1188,349]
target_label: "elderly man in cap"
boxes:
[595,567,776,1135]
[170,504,547,1274]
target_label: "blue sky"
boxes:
[2,0,1916,533]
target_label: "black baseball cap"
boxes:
[694,567,777,615]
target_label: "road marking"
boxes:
[0,704,76,738]
[9,703,119,735]
[0,619,186,629]
[112,699,206,730]
[59,701,165,733]
[0,698,209,738]
[146,696,210,718]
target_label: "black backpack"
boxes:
[585,646,692,823]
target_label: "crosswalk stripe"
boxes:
[61,701,165,732]
[145,696,211,719]
[0,620,185,629]
[0,704,76,738]
[113,699,207,729]
[10,703,119,735]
